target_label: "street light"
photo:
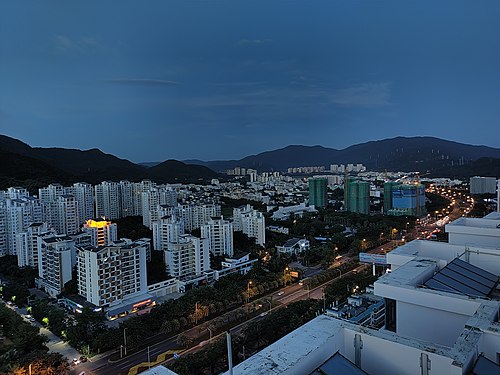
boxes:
[208,327,213,342]
[246,281,252,303]
[266,299,272,313]
[123,327,128,356]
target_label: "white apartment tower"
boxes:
[201,216,234,257]
[142,188,178,229]
[95,181,122,220]
[73,182,94,224]
[152,215,185,251]
[16,222,53,267]
[56,195,79,235]
[76,240,148,307]
[233,204,266,246]
[82,219,118,247]
[165,234,210,279]
[119,180,134,218]
[37,235,76,297]
[1,196,43,255]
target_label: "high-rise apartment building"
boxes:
[37,235,76,297]
[165,234,210,279]
[0,196,44,256]
[142,188,179,229]
[386,183,426,217]
[470,176,497,195]
[232,204,265,246]
[345,180,370,214]
[95,181,122,220]
[56,195,79,235]
[73,182,94,224]
[308,178,328,208]
[77,239,148,308]
[201,216,234,257]
[16,222,53,267]
[82,219,118,247]
[152,215,185,251]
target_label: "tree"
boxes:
[66,307,106,351]
[177,333,193,348]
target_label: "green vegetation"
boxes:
[114,216,153,241]
[0,256,37,307]
[425,192,451,214]
[0,304,69,374]
[30,299,67,339]
[168,299,321,375]
[324,270,378,306]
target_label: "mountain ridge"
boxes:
[184,136,500,174]
[2,135,500,186]
[0,134,219,187]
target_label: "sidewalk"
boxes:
[15,305,81,360]
[40,325,81,360]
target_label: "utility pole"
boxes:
[123,328,128,356]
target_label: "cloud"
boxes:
[54,35,104,54]
[330,83,391,108]
[105,78,181,86]
[236,39,273,46]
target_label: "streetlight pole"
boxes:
[322,288,326,312]
[123,328,128,356]
[246,281,252,304]
[195,302,199,325]
[147,346,151,369]
[208,327,213,342]
[266,299,272,313]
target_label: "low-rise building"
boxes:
[276,238,310,255]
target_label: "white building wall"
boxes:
[73,182,95,224]
[340,328,464,375]
[200,217,234,257]
[396,301,470,346]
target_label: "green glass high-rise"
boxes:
[309,178,327,208]
[345,180,370,214]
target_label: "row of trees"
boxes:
[168,299,321,375]
[324,271,378,306]
[48,266,289,356]
[302,261,358,289]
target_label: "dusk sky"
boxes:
[1,1,499,163]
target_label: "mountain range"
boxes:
[1,135,500,193]
[0,135,218,191]
[185,136,500,176]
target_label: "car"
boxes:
[79,356,87,363]
[277,291,284,296]
[259,312,268,317]
[298,281,303,286]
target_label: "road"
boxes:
[82,263,365,375]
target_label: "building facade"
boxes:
[308,177,327,208]
[76,239,148,308]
